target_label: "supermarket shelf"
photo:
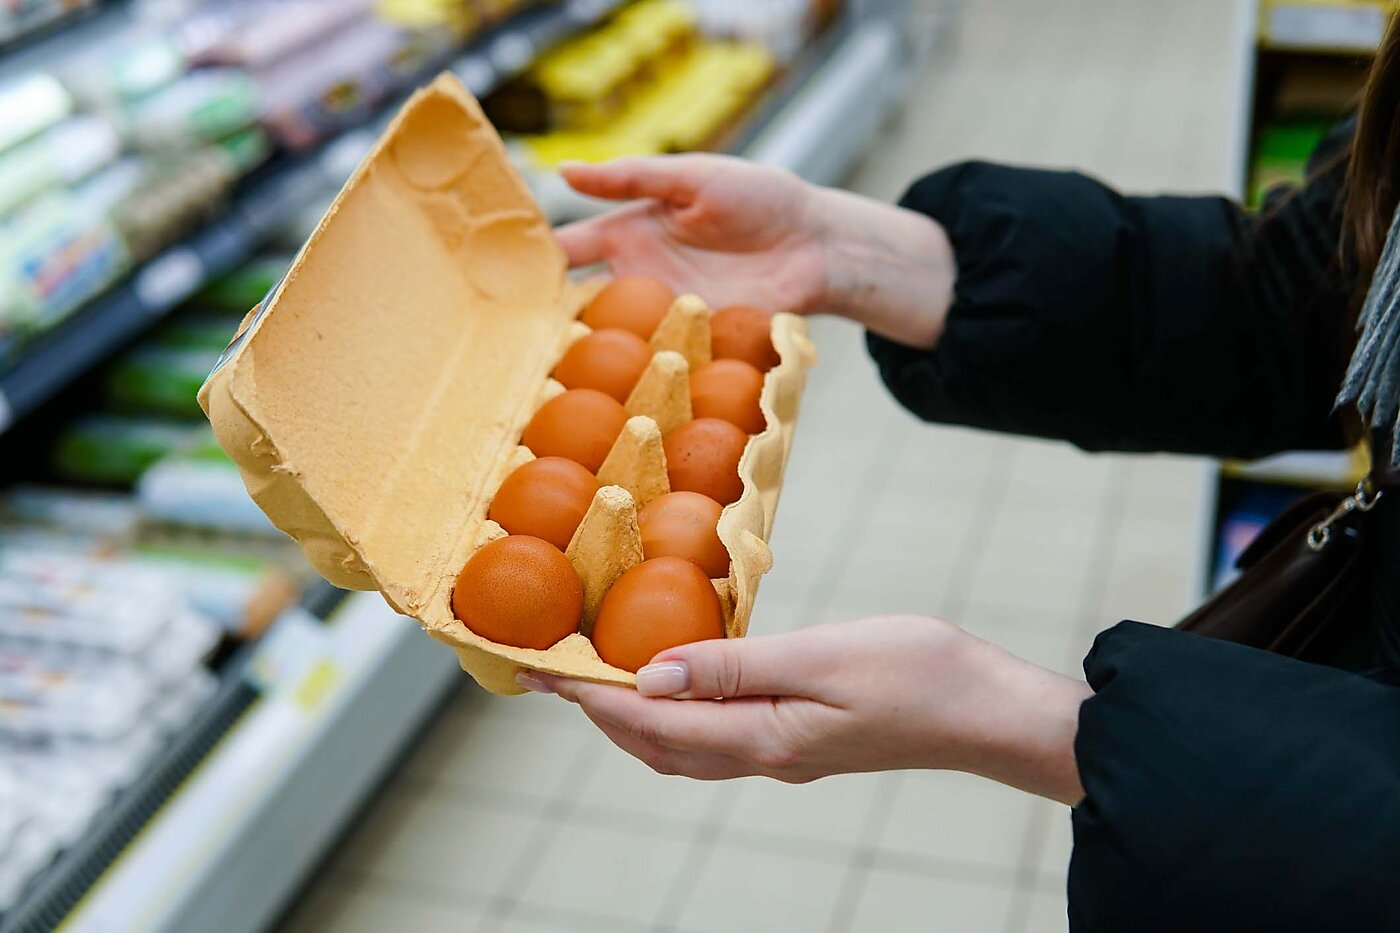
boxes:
[743,15,904,184]
[0,582,345,933]
[0,0,629,438]
[1258,0,1394,53]
[57,592,459,933]
[533,10,914,221]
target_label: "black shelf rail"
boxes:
[0,0,630,438]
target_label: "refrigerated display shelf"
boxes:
[60,593,458,933]
[0,581,344,933]
[0,0,630,439]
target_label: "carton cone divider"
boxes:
[651,294,711,372]
[566,485,643,636]
[597,416,671,508]
[624,350,691,435]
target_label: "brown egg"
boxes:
[580,276,675,339]
[553,328,652,403]
[453,536,583,650]
[690,359,766,435]
[488,457,600,551]
[711,305,780,371]
[662,417,747,505]
[521,388,628,474]
[592,557,725,672]
[638,491,729,579]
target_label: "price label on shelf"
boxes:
[246,608,337,705]
[1265,3,1389,51]
[134,247,204,312]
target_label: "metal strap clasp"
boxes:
[1307,479,1383,552]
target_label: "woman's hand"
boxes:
[522,615,1091,805]
[555,155,957,349]
[556,155,830,316]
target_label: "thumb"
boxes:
[637,633,816,700]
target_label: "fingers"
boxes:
[642,632,824,700]
[585,710,754,781]
[560,156,706,205]
[537,674,781,760]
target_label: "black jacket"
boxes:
[868,123,1400,931]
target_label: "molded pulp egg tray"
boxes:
[199,74,814,695]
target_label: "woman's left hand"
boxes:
[522,615,1091,805]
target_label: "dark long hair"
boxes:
[1347,17,1400,285]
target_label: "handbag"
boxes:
[1174,462,1388,664]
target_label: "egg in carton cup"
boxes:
[199,74,815,695]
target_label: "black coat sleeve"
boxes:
[1069,621,1400,932]
[867,125,1357,458]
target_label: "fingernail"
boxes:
[516,672,554,694]
[636,661,690,697]
[557,159,587,172]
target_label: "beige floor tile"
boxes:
[489,901,654,933]
[403,715,594,800]
[822,578,959,626]
[994,623,1089,680]
[959,599,1076,641]
[876,771,1038,873]
[465,689,592,731]
[1035,800,1074,881]
[967,559,1085,622]
[974,532,1097,581]
[674,844,849,933]
[1020,888,1072,933]
[513,821,694,923]
[718,773,885,851]
[844,867,1015,933]
[278,877,486,933]
[988,502,1105,560]
[335,790,539,901]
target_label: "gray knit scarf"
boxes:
[1339,202,1400,469]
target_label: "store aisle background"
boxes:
[281,0,1241,930]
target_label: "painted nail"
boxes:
[635,661,690,697]
[516,672,554,694]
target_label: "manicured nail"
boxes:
[636,661,690,697]
[516,672,553,694]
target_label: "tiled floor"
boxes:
[278,0,1243,930]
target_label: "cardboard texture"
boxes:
[200,73,815,695]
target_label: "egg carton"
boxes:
[200,74,814,694]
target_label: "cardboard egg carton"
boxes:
[199,73,814,694]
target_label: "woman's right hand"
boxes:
[555,154,831,316]
[555,155,957,350]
